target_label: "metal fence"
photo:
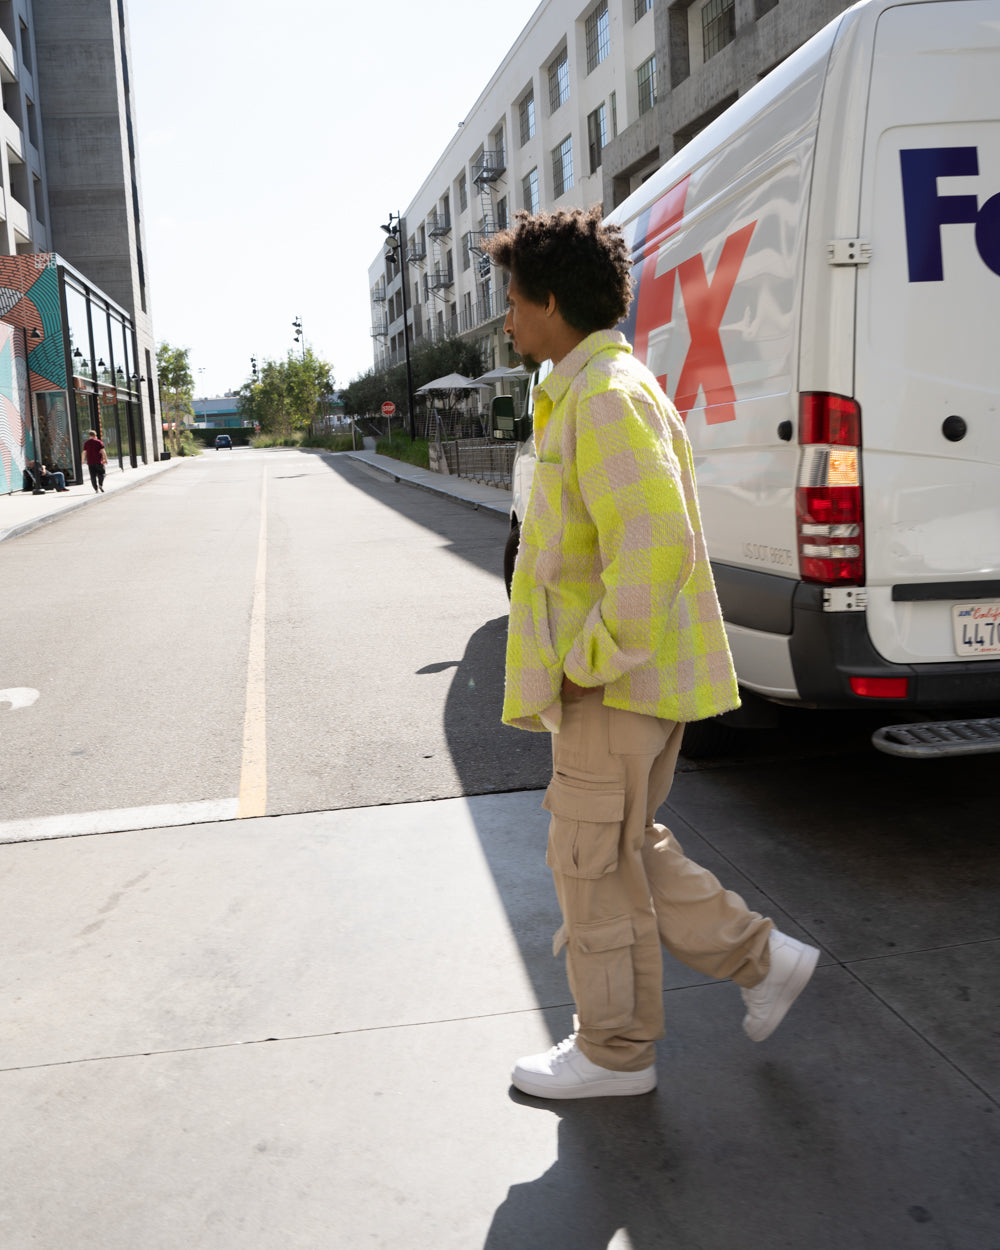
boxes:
[435,436,517,490]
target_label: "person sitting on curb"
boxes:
[26,460,69,492]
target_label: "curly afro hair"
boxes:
[482,205,634,334]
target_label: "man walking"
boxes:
[483,208,818,1099]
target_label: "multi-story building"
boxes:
[367,0,853,385]
[0,0,160,496]
[368,0,658,381]
[604,0,853,208]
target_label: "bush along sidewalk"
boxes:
[375,432,430,469]
[252,432,358,452]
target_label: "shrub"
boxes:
[376,432,430,469]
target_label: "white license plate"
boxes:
[952,602,1000,655]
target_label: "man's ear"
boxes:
[544,292,558,318]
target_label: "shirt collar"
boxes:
[536,329,632,407]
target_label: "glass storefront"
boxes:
[1,258,152,485]
[99,390,121,466]
[65,284,94,381]
[35,390,74,480]
[74,384,97,462]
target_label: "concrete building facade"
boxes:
[0,0,160,494]
[367,0,854,383]
[604,0,854,209]
[368,0,658,380]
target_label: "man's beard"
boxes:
[517,351,543,373]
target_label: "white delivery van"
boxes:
[503,0,1000,757]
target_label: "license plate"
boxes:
[952,602,1000,655]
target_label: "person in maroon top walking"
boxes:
[82,429,106,492]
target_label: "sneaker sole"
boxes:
[511,1071,657,1100]
[744,944,819,1042]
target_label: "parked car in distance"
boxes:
[215,434,233,449]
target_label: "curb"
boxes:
[344,452,511,518]
[0,457,186,545]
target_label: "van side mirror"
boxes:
[491,394,530,442]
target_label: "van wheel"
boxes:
[680,716,741,759]
[503,525,520,599]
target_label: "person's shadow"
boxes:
[483,1091,681,1249]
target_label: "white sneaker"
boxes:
[741,930,819,1042]
[511,1035,657,1099]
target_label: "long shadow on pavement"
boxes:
[315,448,1000,1246]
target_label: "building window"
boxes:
[548,49,569,113]
[552,136,574,199]
[755,0,779,16]
[462,233,471,271]
[458,172,467,214]
[32,174,43,224]
[519,90,535,145]
[497,195,508,231]
[18,18,31,73]
[522,167,540,214]
[637,55,657,116]
[634,0,652,19]
[25,96,38,148]
[610,90,618,137]
[703,0,736,60]
[587,103,607,174]
[585,2,610,73]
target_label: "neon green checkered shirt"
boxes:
[504,330,740,732]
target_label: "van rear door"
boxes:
[856,0,1000,667]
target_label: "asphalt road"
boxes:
[0,447,553,826]
[1,445,997,832]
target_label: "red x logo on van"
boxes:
[632,176,756,425]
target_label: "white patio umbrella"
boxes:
[416,372,489,392]
[473,366,513,384]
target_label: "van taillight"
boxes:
[796,393,864,584]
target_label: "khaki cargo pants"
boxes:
[544,692,772,1072]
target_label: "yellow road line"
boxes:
[238,469,268,817]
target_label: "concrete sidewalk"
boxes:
[345,448,512,517]
[0,773,996,1248]
[0,455,185,544]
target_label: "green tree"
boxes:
[237,349,333,437]
[341,337,484,425]
[156,342,194,458]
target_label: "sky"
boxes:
[127,0,542,399]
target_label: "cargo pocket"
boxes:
[568,914,636,1030]
[543,776,626,879]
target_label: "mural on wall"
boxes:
[0,323,29,493]
[0,254,69,492]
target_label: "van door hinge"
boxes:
[822,587,868,612]
[827,239,872,266]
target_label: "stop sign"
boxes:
[381,401,396,416]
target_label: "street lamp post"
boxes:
[381,212,415,442]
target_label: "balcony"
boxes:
[428,267,453,290]
[370,315,389,339]
[472,150,506,186]
[427,211,451,237]
[406,242,426,263]
[372,289,386,303]
[465,228,497,257]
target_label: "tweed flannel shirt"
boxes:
[503,329,740,732]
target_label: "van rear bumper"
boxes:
[713,564,1000,708]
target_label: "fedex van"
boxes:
[503,0,1000,758]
